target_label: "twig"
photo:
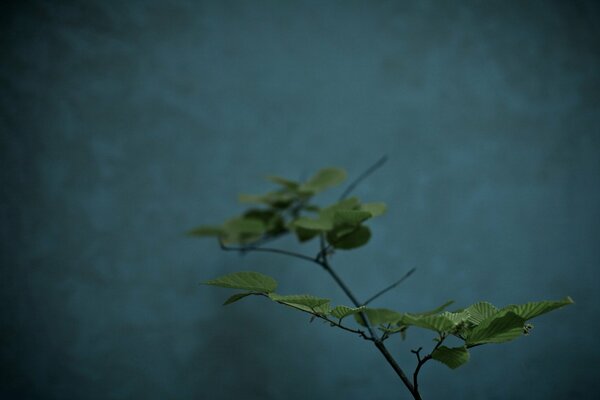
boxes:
[339,155,388,200]
[413,334,447,395]
[264,294,373,341]
[362,267,417,306]
[324,317,373,341]
[380,323,393,342]
[219,239,319,265]
[317,234,362,306]
[239,232,285,250]
[411,347,423,363]
[380,325,408,342]
[375,340,420,399]
[321,253,363,309]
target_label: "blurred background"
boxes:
[1,1,599,399]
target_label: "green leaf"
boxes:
[330,305,366,320]
[269,294,331,314]
[223,292,255,305]
[379,325,407,335]
[399,313,457,333]
[360,202,387,217]
[462,297,574,346]
[354,308,403,327]
[319,197,360,220]
[442,310,471,326]
[218,217,267,244]
[238,193,266,204]
[431,346,470,369]
[294,226,320,242]
[292,217,333,231]
[466,311,525,346]
[244,209,286,235]
[239,191,296,208]
[299,167,347,193]
[331,197,361,210]
[386,304,463,335]
[204,271,277,293]
[223,217,265,234]
[462,302,499,326]
[186,225,222,237]
[328,225,371,250]
[289,200,367,236]
[328,226,356,239]
[504,297,574,321]
[333,210,372,226]
[266,176,299,189]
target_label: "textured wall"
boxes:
[1,1,599,399]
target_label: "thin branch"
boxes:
[339,155,388,200]
[362,267,417,306]
[265,294,373,341]
[380,323,392,341]
[466,342,484,349]
[315,242,333,262]
[316,234,377,339]
[413,334,447,395]
[241,232,286,250]
[316,234,419,398]
[380,325,407,342]
[375,340,420,399]
[317,234,362,309]
[324,317,373,341]
[316,233,329,263]
[321,256,363,308]
[219,239,319,265]
[411,347,423,363]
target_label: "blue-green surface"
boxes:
[1,1,599,399]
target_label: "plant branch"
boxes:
[411,347,423,363]
[323,317,373,341]
[339,155,388,200]
[315,242,333,262]
[375,340,420,399]
[316,233,420,399]
[244,232,287,249]
[380,325,407,342]
[319,252,363,309]
[316,234,377,341]
[219,239,319,265]
[217,158,425,399]
[412,334,447,396]
[262,294,373,341]
[362,267,417,306]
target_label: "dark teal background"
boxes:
[2,1,599,399]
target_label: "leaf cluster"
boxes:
[356,297,574,368]
[204,271,573,369]
[204,271,369,336]
[188,167,386,250]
